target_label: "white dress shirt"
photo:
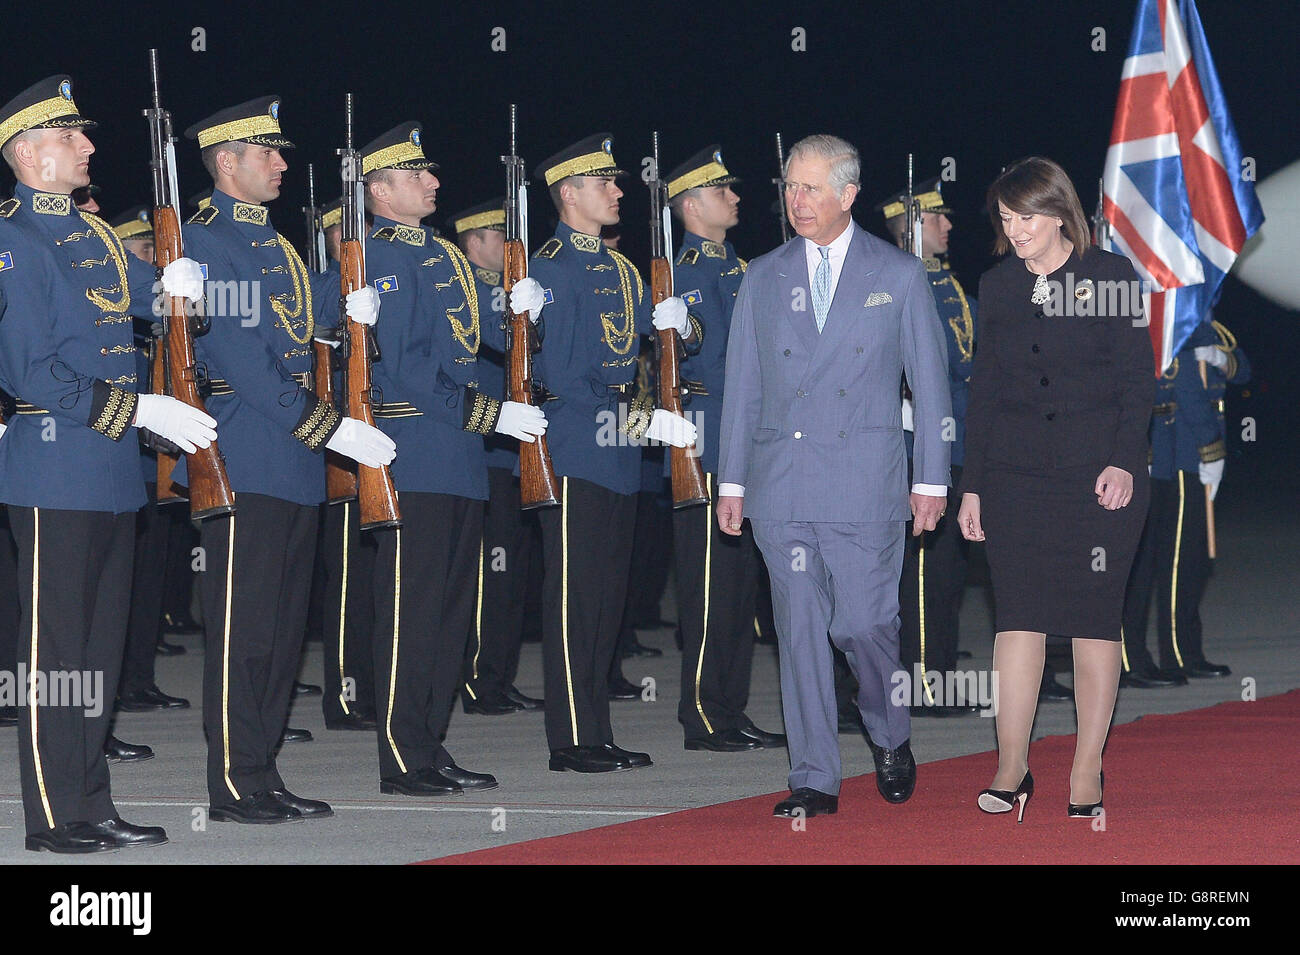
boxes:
[720,219,947,501]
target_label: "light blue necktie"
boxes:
[812,245,831,332]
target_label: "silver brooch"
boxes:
[1030,272,1050,305]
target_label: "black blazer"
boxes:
[960,245,1154,494]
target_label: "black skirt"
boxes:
[981,464,1149,640]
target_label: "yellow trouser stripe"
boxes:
[337,502,351,716]
[1170,471,1186,668]
[693,474,715,734]
[561,477,578,745]
[919,542,935,703]
[221,516,239,800]
[1120,625,1131,672]
[384,529,407,773]
[29,509,54,828]
[464,536,485,700]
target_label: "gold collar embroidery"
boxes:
[32,192,72,216]
[231,202,269,226]
[569,231,601,254]
[701,239,727,259]
[392,223,426,246]
[474,266,502,286]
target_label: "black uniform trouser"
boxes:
[121,483,171,695]
[674,473,760,739]
[463,467,538,702]
[1122,472,1214,673]
[9,507,133,834]
[162,502,198,624]
[899,471,969,692]
[537,477,637,750]
[321,500,377,722]
[0,507,19,677]
[372,493,482,780]
[200,494,318,806]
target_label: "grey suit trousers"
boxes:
[751,518,910,795]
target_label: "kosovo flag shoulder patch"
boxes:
[680,288,702,307]
[373,275,399,294]
[0,251,13,272]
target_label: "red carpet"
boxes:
[427,690,1300,864]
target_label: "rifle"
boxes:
[773,133,791,244]
[649,131,708,509]
[339,93,399,529]
[1093,177,1111,248]
[305,161,358,504]
[902,153,923,258]
[143,48,234,520]
[502,103,560,509]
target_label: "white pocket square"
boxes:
[864,292,893,307]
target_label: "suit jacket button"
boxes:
[1040,376,1049,386]
[838,388,846,397]
[856,347,863,353]
[839,430,846,438]
[1031,344,1040,353]
[794,431,802,439]
[1045,412,1056,421]
[784,348,791,356]
[796,389,806,397]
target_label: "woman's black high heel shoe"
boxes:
[977,771,1033,823]
[1068,770,1104,818]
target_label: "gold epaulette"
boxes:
[676,248,699,266]
[0,198,19,219]
[534,237,562,260]
[186,205,219,226]
[371,226,398,242]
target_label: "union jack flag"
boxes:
[1100,0,1264,374]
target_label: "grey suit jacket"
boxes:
[718,221,951,523]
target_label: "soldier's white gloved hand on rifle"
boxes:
[313,326,341,350]
[345,286,380,326]
[646,408,697,448]
[1199,459,1224,501]
[327,417,396,468]
[133,394,217,454]
[1193,345,1228,371]
[508,277,544,324]
[651,296,690,336]
[495,401,548,443]
[160,257,205,302]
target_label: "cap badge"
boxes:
[59,80,73,100]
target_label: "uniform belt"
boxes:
[1152,402,1175,416]
[373,400,422,419]
[207,371,311,396]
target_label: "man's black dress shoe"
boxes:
[88,817,168,848]
[869,739,917,803]
[210,791,302,824]
[280,727,313,744]
[463,693,521,715]
[910,703,982,717]
[155,637,187,656]
[380,767,464,796]
[270,789,333,817]
[436,762,499,791]
[1184,659,1231,678]
[325,712,378,731]
[293,681,323,697]
[685,729,760,752]
[622,638,663,658]
[773,787,838,817]
[25,822,116,853]
[739,722,787,748]
[105,736,154,763]
[1039,675,1074,702]
[161,611,202,636]
[608,676,642,701]
[601,742,652,767]
[0,706,18,727]
[1120,668,1188,688]
[504,685,544,710]
[118,684,191,711]
[548,745,633,773]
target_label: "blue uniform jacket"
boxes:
[468,264,519,474]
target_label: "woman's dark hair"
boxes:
[987,156,1091,258]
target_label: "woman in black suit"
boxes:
[957,157,1153,820]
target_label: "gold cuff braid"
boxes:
[90,386,138,441]
[293,398,341,451]
[1198,439,1226,464]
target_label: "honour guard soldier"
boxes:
[878,178,981,715]
[181,95,393,823]
[360,124,546,796]
[453,198,546,715]
[518,133,701,773]
[665,146,785,751]
[110,206,191,714]
[1121,319,1249,684]
[0,76,216,852]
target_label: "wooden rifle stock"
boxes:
[651,258,708,508]
[151,328,182,501]
[341,240,400,529]
[316,338,358,503]
[505,238,560,508]
[153,205,235,519]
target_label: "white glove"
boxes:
[508,277,544,324]
[652,296,690,336]
[326,417,396,467]
[1193,346,1228,370]
[133,393,217,454]
[161,257,205,302]
[314,335,340,350]
[494,400,548,443]
[646,408,697,448]
[346,286,380,326]
[1199,459,1224,501]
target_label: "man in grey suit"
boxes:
[717,135,951,818]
